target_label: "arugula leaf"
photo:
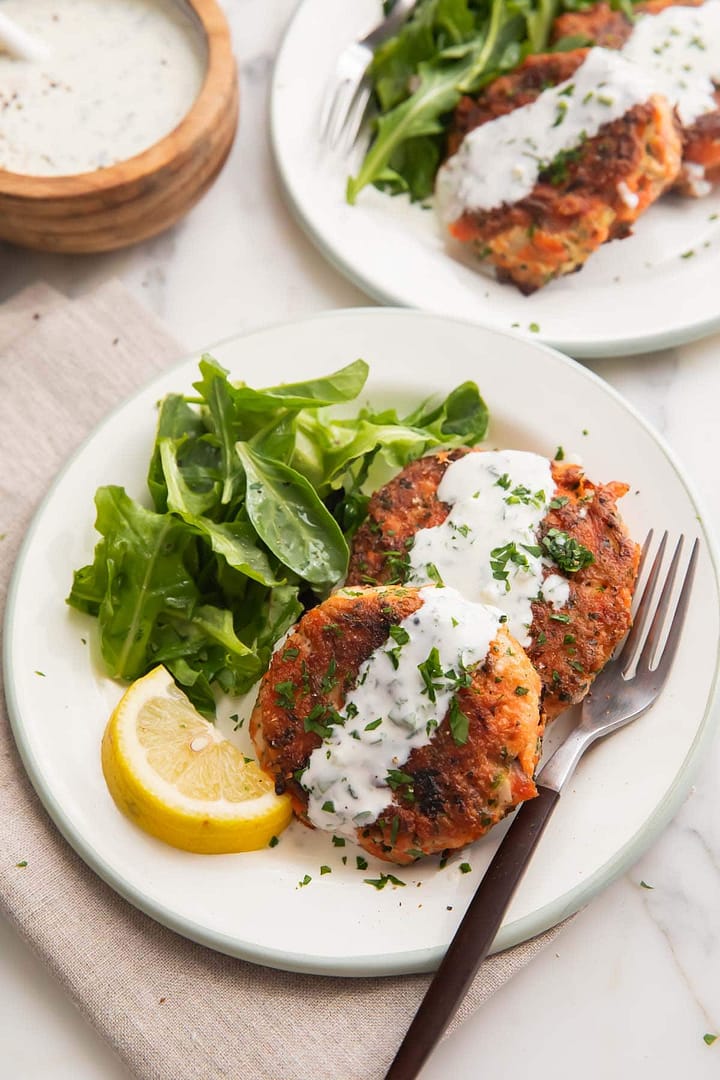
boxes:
[349,0,561,203]
[236,442,349,591]
[68,486,198,681]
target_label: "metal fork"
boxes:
[386,530,699,1080]
[319,0,418,153]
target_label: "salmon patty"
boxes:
[347,450,640,720]
[439,49,682,293]
[551,0,720,196]
[250,585,544,865]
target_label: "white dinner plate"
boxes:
[5,309,720,976]
[271,0,720,358]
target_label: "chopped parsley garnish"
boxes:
[418,647,445,703]
[529,322,540,333]
[230,713,243,731]
[282,647,299,661]
[459,863,472,874]
[356,856,368,870]
[389,625,410,647]
[490,542,531,590]
[550,612,571,623]
[365,717,382,731]
[364,873,406,890]
[320,865,332,875]
[505,485,545,508]
[345,702,359,720]
[536,631,547,645]
[332,836,345,847]
[304,703,341,739]
[268,836,279,848]
[320,658,338,694]
[275,680,296,710]
[298,874,312,887]
[390,815,401,845]
[321,800,335,813]
[549,496,569,510]
[703,1034,718,1046]
[495,473,511,490]
[563,633,576,645]
[426,562,445,587]
[640,880,654,890]
[514,686,529,696]
[554,446,565,461]
[384,548,410,583]
[448,696,469,746]
[15,860,28,868]
[386,769,414,791]
[542,529,594,573]
[387,623,411,668]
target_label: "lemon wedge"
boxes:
[101,665,292,853]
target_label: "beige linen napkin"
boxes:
[0,281,564,1080]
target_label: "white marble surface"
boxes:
[2,1,720,1077]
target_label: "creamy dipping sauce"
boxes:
[437,0,720,218]
[436,48,659,220]
[407,451,569,645]
[622,0,720,125]
[303,586,501,837]
[0,0,206,177]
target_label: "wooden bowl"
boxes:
[0,0,238,254]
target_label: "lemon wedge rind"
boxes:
[101,665,292,854]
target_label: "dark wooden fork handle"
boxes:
[386,784,561,1080]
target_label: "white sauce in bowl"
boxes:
[407,450,569,645]
[303,586,502,837]
[0,0,206,177]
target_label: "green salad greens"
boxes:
[68,356,489,716]
[347,0,619,204]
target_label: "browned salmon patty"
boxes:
[551,0,720,194]
[346,450,640,720]
[445,50,683,292]
[250,585,543,865]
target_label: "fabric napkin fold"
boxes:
[0,281,564,1080]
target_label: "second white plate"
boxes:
[271,0,720,358]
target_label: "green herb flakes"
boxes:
[364,873,406,890]
[542,529,594,573]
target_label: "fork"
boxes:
[386,530,699,1080]
[319,0,418,153]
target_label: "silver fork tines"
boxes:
[538,531,699,793]
[319,0,419,154]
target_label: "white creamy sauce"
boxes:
[406,451,569,646]
[436,48,659,219]
[0,0,206,176]
[303,586,501,837]
[437,0,720,217]
[621,0,720,125]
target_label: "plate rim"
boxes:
[5,306,720,977]
[270,0,720,360]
